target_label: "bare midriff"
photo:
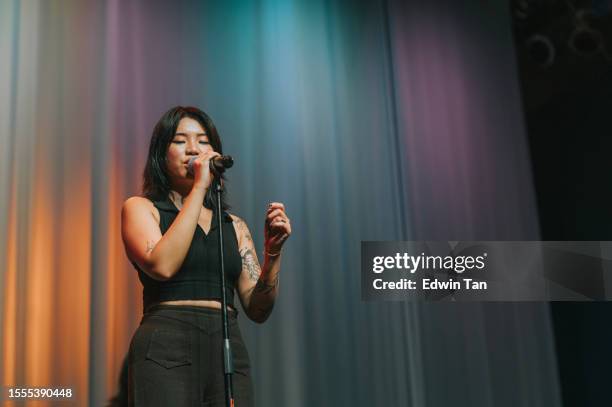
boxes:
[159,299,236,312]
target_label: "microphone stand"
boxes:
[214,178,234,407]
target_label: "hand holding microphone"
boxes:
[187,153,234,190]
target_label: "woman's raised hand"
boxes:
[264,203,291,256]
[189,151,221,191]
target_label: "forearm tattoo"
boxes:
[240,247,261,282]
[236,216,278,320]
[235,217,254,246]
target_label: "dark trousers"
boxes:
[128,304,253,407]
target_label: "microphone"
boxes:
[187,155,234,176]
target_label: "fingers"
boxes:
[267,219,291,236]
[190,151,221,189]
[206,151,221,159]
[267,202,285,211]
[266,209,290,227]
[266,209,286,221]
[268,219,291,233]
[266,203,287,220]
[191,152,221,175]
[265,202,291,235]
[194,151,220,167]
[264,203,291,254]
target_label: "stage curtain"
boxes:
[0,1,561,406]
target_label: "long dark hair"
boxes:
[142,106,229,210]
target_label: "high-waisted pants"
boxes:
[128,304,254,406]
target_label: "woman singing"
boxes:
[121,106,291,406]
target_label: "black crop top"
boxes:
[132,196,242,313]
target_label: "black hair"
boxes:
[142,106,229,210]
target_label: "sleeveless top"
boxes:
[132,196,242,313]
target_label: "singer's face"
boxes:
[166,117,213,186]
